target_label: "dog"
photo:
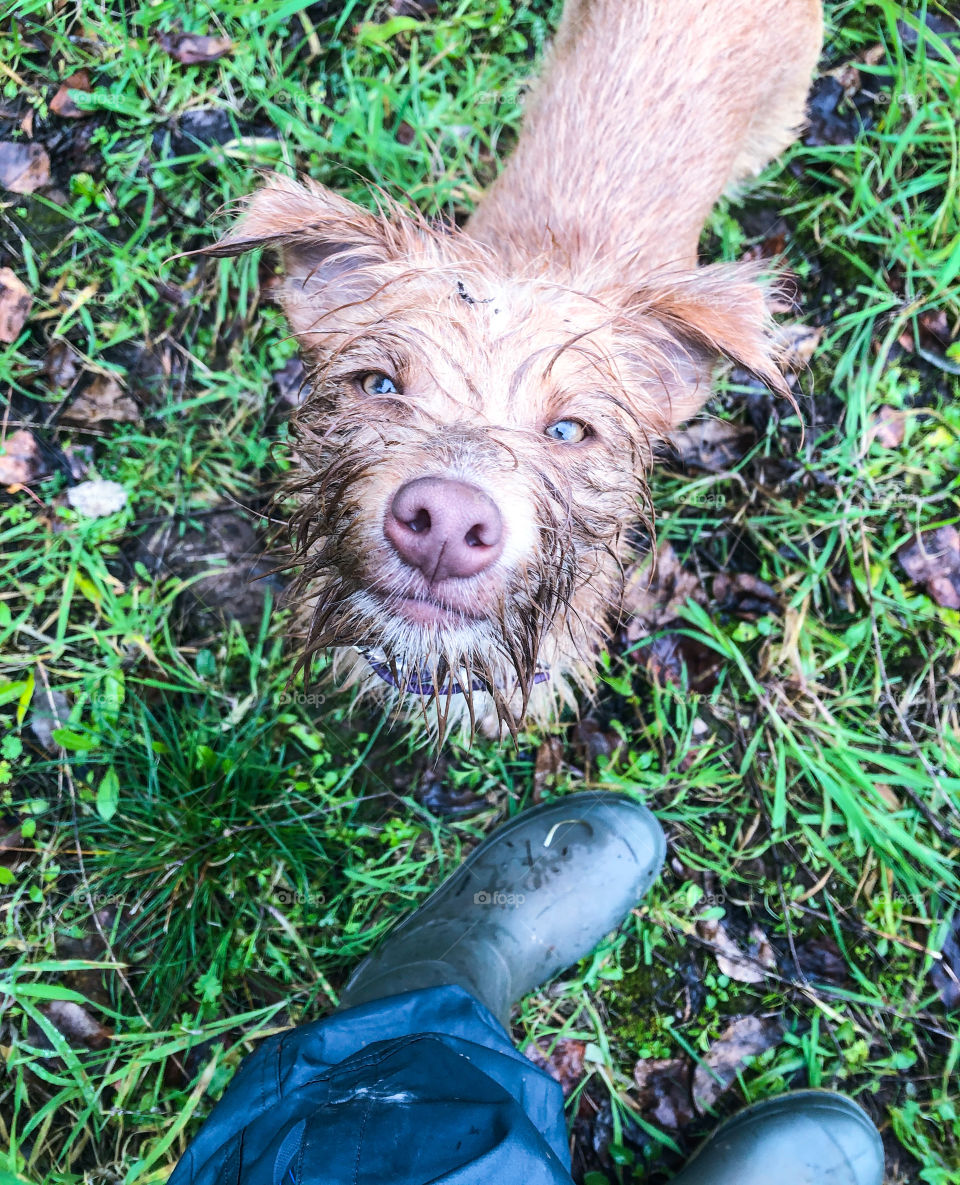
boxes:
[207,0,823,739]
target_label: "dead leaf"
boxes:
[623,543,704,636]
[43,999,112,1050]
[525,1038,586,1097]
[897,526,960,610]
[712,572,781,619]
[669,419,754,473]
[0,428,43,486]
[272,356,307,407]
[635,632,721,694]
[159,30,233,64]
[64,375,139,425]
[66,478,128,518]
[930,917,960,1010]
[0,267,32,342]
[868,404,907,449]
[632,1057,695,1129]
[692,1015,782,1112]
[50,69,92,118]
[697,917,776,984]
[777,322,823,370]
[44,340,83,390]
[0,140,50,193]
[532,736,563,801]
[795,935,848,986]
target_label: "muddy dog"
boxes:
[208,0,823,738]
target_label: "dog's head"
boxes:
[209,174,786,736]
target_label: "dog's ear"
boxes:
[617,262,791,430]
[205,173,404,347]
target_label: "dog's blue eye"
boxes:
[360,372,399,396]
[544,418,589,443]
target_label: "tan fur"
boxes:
[207,0,823,739]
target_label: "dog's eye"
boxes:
[544,418,590,443]
[359,372,400,396]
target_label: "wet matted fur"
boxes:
[207,0,824,739]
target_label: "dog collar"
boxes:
[359,648,550,697]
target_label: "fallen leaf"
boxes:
[670,419,754,473]
[697,917,776,984]
[29,690,70,751]
[930,916,960,1010]
[623,543,704,635]
[272,356,307,407]
[159,30,233,64]
[795,935,848,986]
[634,631,721,694]
[66,478,128,518]
[692,1015,782,1112]
[897,526,960,610]
[777,322,823,370]
[44,999,112,1050]
[50,69,92,118]
[632,1057,695,1129]
[0,267,32,342]
[44,340,83,390]
[0,428,42,486]
[712,572,781,619]
[868,404,907,449]
[64,375,139,425]
[532,736,563,800]
[525,1038,586,1097]
[0,140,50,193]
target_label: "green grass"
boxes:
[2,0,959,1181]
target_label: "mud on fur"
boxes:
[206,0,823,741]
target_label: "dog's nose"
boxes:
[384,476,504,582]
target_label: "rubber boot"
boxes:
[671,1090,884,1185]
[340,791,665,1026]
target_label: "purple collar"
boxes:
[359,649,550,697]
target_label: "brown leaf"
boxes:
[930,917,960,1010]
[50,69,92,118]
[0,428,42,486]
[712,572,781,619]
[778,322,823,370]
[64,374,139,425]
[636,631,721,694]
[795,935,848,986]
[43,999,112,1050]
[669,419,754,473]
[623,543,704,636]
[0,140,50,193]
[632,1057,695,1129]
[159,30,233,64]
[897,526,960,610]
[532,736,563,801]
[692,1015,782,1112]
[868,404,907,449]
[0,267,32,342]
[525,1038,586,1097]
[44,340,83,390]
[697,918,776,984]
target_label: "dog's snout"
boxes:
[384,476,504,582]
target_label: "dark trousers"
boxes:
[170,985,575,1184]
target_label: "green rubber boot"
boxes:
[671,1091,884,1185]
[339,791,665,1026]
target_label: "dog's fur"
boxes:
[209,0,823,738]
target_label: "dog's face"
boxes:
[210,176,783,735]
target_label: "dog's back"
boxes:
[468,0,823,275]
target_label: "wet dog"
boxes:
[208,0,823,738]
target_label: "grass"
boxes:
[1,0,959,1181]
